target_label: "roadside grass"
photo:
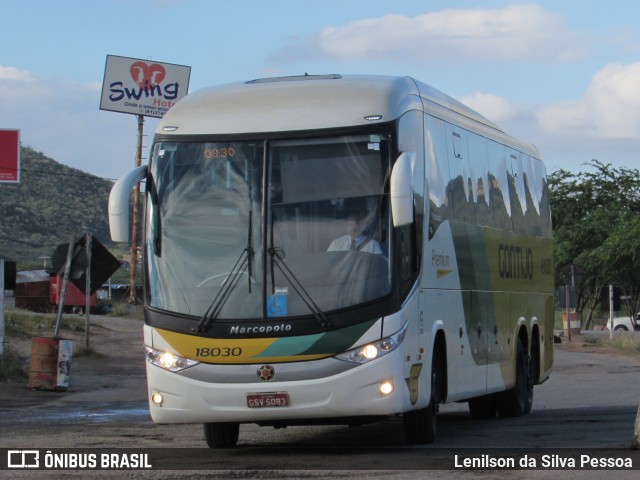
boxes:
[109,302,144,319]
[581,333,640,354]
[3,309,86,338]
[0,346,28,382]
[555,310,640,355]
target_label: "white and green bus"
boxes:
[109,74,554,447]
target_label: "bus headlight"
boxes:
[336,323,407,364]
[145,346,199,372]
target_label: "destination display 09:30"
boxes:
[204,147,236,159]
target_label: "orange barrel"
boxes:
[562,311,581,336]
[28,337,74,390]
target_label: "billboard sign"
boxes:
[99,55,191,118]
[0,129,20,183]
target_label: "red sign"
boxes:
[0,129,20,183]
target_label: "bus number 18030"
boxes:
[195,347,243,358]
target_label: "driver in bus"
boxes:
[327,208,383,254]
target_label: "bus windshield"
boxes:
[146,134,392,321]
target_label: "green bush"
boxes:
[0,346,28,382]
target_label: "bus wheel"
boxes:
[497,337,529,417]
[403,383,436,444]
[403,349,442,444]
[468,394,497,419]
[524,336,539,415]
[204,422,239,448]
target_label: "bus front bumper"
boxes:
[145,352,415,424]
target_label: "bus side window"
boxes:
[508,149,527,233]
[468,133,490,228]
[487,141,512,231]
[537,164,553,238]
[523,155,546,237]
[425,116,448,239]
[445,124,475,225]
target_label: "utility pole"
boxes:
[609,285,614,341]
[54,232,77,338]
[128,114,144,304]
[0,258,5,356]
[84,232,92,347]
[565,281,571,342]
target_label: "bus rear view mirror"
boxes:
[109,165,148,243]
[390,152,414,227]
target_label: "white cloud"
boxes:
[0,66,36,82]
[458,63,640,172]
[458,92,519,124]
[537,62,640,139]
[273,4,589,64]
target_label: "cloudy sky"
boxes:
[1,0,640,180]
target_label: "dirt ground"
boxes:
[0,314,148,409]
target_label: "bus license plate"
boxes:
[247,392,290,408]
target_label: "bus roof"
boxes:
[157,74,537,157]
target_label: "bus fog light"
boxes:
[151,392,164,406]
[379,381,394,396]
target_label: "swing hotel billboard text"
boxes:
[99,55,191,119]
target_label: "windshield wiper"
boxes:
[267,247,330,328]
[195,212,254,333]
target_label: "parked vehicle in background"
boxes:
[13,270,97,313]
[609,314,640,331]
[50,275,96,314]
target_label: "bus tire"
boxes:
[403,347,443,444]
[525,333,540,415]
[204,422,240,448]
[403,386,436,444]
[497,337,529,417]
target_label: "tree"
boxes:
[588,215,640,318]
[549,160,640,328]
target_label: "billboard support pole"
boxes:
[84,232,92,347]
[1,258,5,357]
[54,232,77,337]
[128,114,144,304]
